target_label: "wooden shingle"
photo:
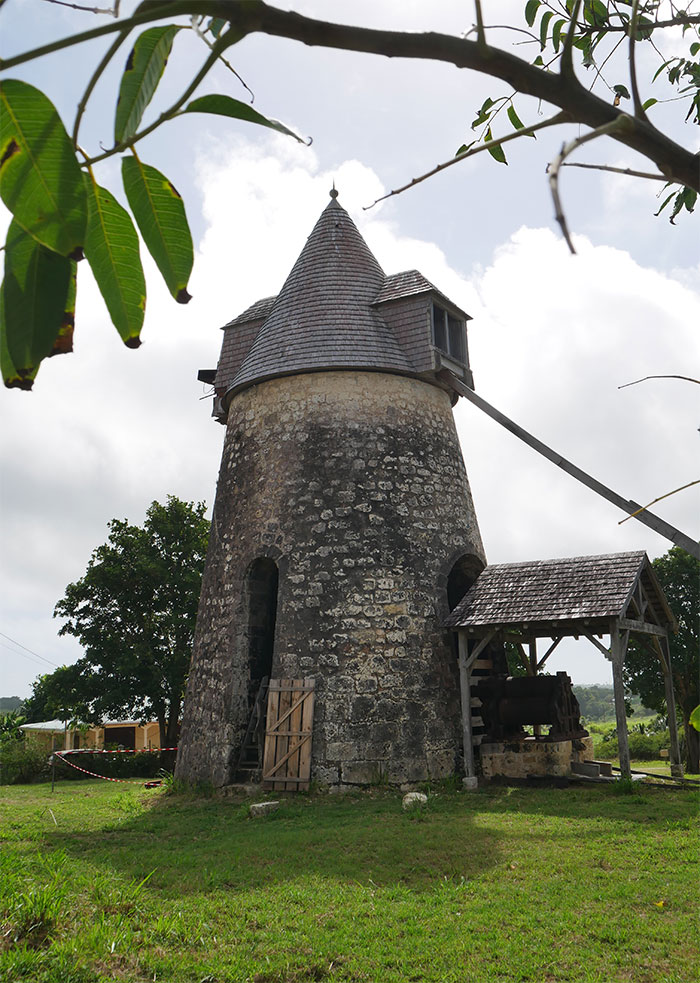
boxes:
[444,551,675,632]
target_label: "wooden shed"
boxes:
[444,551,682,782]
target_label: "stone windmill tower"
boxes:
[176,191,485,788]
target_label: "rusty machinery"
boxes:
[476,671,588,742]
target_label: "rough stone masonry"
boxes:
[175,193,485,788]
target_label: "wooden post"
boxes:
[658,635,683,778]
[610,620,631,780]
[529,640,541,737]
[458,633,477,789]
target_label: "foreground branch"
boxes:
[3,1,699,192]
[548,117,632,253]
[366,113,569,209]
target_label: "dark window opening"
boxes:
[432,302,466,364]
[447,554,484,612]
[104,726,135,749]
[247,557,279,712]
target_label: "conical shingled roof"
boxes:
[226,196,414,396]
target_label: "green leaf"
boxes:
[613,84,631,99]
[654,190,676,217]
[525,0,541,28]
[184,94,305,143]
[207,17,226,38]
[552,18,567,53]
[51,260,77,357]
[0,219,72,387]
[507,105,524,130]
[584,0,608,27]
[455,141,476,156]
[83,175,146,347]
[690,42,700,57]
[122,156,193,304]
[0,286,38,389]
[115,26,180,144]
[0,80,87,258]
[642,97,658,110]
[669,188,698,225]
[635,17,654,41]
[485,127,508,165]
[540,11,554,50]
[471,97,497,129]
[690,705,700,733]
[506,105,535,139]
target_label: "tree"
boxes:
[624,547,700,772]
[39,496,210,747]
[0,2,698,388]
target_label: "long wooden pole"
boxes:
[442,373,700,559]
[610,620,632,780]
[458,633,477,788]
[655,635,683,778]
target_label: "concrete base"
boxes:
[480,736,594,780]
[462,776,479,790]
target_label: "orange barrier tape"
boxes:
[54,748,177,784]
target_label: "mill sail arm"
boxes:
[439,370,699,560]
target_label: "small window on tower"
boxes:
[432,303,466,364]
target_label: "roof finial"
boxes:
[329,181,339,199]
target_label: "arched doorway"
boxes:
[246,557,279,711]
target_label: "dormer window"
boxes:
[432,302,466,364]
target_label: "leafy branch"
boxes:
[0,1,698,389]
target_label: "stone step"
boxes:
[584,758,613,777]
[571,760,601,778]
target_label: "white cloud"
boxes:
[1,138,698,697]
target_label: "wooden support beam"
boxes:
[652,634,684,778]
[458,632,478,787]
[529,639,541,736]
[610,620,631,780]
[618,617,667,637]
[583,631,612,660]
[466,631,497,666]
[441,371,700,559]
[537,636,562,670]
[514,642,532,675]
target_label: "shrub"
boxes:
[55,749,171,781]
[0,738,48,784]
[595,729,671,761]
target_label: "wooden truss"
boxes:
[455,569,683,783]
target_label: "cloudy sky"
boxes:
[1,0,698,699]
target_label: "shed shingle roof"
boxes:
[227,197,413,396]
[444,551,674,630]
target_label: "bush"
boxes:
[595,729,671,761]
[0,738,48,784]
[55,749,172,781]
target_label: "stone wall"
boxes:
[176,370,484,787]
[480,736,596,779]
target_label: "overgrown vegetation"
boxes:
[0,779,697,982]
[573,684,653,721]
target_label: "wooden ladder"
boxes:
[235,676,269,781]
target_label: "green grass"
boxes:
[1,779,698,983]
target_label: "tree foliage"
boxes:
[29,496,210,747]
[624,547,700,772]
[0,1,698,387]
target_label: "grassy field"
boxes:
[0,778,697,983]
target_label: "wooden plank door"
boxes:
[262,678,315,791]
